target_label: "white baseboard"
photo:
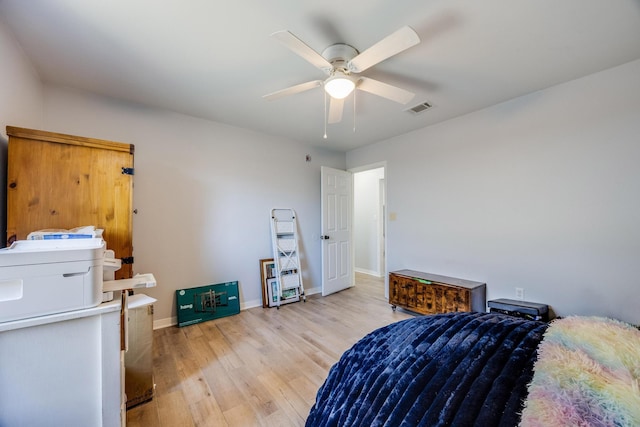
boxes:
[153,317,176,330]
[305,286,321,295]
[355,268,382,277]
[241,298,263,310]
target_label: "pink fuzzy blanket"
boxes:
[520,316,640,427]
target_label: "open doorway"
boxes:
[352,164,386,280]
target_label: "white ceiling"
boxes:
[2,0,640,152]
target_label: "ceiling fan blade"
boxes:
[348,26,420,73]
[271,30,333,73]
[263,80,323,101]
[357,77,415,104]
[328,97,344,124]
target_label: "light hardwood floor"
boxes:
[126,273,414,427]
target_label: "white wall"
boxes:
[42,86,346,326]
[0,19,43,136]
[347,59,640,325]
[354,167,384,276]
[0,19,44,246]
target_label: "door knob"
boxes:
[320,235,330,240]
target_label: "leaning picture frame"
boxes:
[281,284,300,303]
[266,276,300,307]
[259,258,275,307]
[267,278,279,307]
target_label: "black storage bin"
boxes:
[488,298,549,321]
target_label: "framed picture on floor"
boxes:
[267,278,279,307]
[260,258,275,307]
[281,285,300,303]
[267,277,300,307]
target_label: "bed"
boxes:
[306,312,640,427]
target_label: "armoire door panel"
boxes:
[6,126,134,279]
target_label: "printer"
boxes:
[0,238,156,323]
[0,239,106,323]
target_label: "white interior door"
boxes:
[321,166,354,296]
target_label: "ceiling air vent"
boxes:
[406,101,432,114]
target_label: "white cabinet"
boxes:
[0,300,124,427]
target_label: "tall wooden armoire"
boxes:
[5,126,135,279]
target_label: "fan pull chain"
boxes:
[323,90,328,139]
[353,90,357,133]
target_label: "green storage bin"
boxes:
[176,281,240,327]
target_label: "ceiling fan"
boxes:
[263,26,421,125]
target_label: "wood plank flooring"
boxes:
[126,273,414,427]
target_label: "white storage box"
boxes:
[0,239,105,323]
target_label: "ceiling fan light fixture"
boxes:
[324,73,355,99]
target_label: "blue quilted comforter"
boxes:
[306,312,548,427]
